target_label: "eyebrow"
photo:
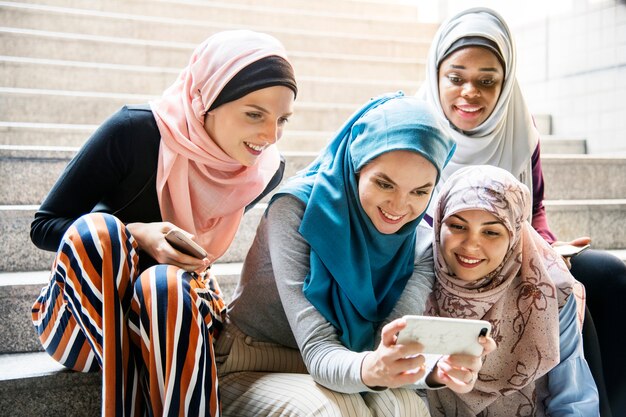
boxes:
[451,213,503,226]
[448,64,500,73]
[245,104,293,118]
[376,173,433,190]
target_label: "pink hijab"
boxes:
[150,30,292,263]
[426,165,582,417]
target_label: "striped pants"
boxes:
[215,324,431,417]
[31,213,225,417]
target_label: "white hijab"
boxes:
[417,7,538,196]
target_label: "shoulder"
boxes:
[267,194,306,219]
[414,222,434,263]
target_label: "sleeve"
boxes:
[266,197,433,393]
[530,142,558,243]
[544,295,600,417]
[30,107,136,251]
[265,196,371,393]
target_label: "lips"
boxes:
[379,207,405,224]
[244,141,266,156]
[455,253,483,268]
[454,105,483,120]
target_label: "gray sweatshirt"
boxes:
[227,195,438,393]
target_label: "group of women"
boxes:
[30,6,624,417]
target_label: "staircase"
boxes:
[0,0,624,415]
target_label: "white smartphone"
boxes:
[165,229,208,259]
[553,244,590,257]
[396,315,491,356]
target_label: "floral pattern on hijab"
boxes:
[426,165,580,417]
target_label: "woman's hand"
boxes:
[126,222,210,272]
[427,335,497,394]
[552,236,592,268]
[361,318,426,389]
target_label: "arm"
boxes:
[544,295,600,416]
[266,196,374,393]
[530,142,557,243]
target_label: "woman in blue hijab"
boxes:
[215,92,495,416]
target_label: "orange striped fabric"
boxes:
[32,213,226,417]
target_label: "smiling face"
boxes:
[358,150,438,235]
[438,46,504,131]
[204,85,294,166]
[440,209,510,282]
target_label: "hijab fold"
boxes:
[417,7,538,191]
[151,30,293,263]
[273,92,456,351]
[426,165,578,417]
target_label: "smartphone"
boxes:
[165,229,208,259]
[396,315,491,356]
[553,244,590,257]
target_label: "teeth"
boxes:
[245,142,265,151]
[380,208,403,221]
[458,254,481,264]
[459,107,480,113]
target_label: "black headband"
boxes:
[208,55,297,111]
[440,36,506,75]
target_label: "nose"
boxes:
[461,82,480,98]
[389,192,407,212]
[260,120,279,145]
[462,232,481,250]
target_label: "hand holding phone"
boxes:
[396,315,491,356]
[165,229,208,259]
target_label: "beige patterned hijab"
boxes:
[426,165,580,417]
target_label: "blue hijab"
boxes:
[272,92,456,351]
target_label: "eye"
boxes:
[447,222,465,231]
[375,180,393,190]
[447,74,462,85]
[246,112,262,120]
[411,189,430,197]
[480,79,496,87]
[483,229,503,237]
[278,116,290,126]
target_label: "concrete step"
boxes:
[541,135,587,155]
[8,0,429,35]
[0,202,265,272]
[0,146,310,206]
[0,352,100,416]
[544,199,626,247]
[0,87,362,131]
[0,28,424,80]
[0,2,431,58]
[2,198,625,273]
[0,121,335,152]
[0,264,241,354]
[8,0,422,21]
[3,146,625,205]
[0,56,420,103]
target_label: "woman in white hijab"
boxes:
[417,7,625,416]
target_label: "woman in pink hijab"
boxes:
[30,30,297,416]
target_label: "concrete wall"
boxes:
[514,1,626,154]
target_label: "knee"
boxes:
[62,213,129,250]
[133,265,193,309]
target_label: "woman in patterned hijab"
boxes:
[426,165,598,417]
